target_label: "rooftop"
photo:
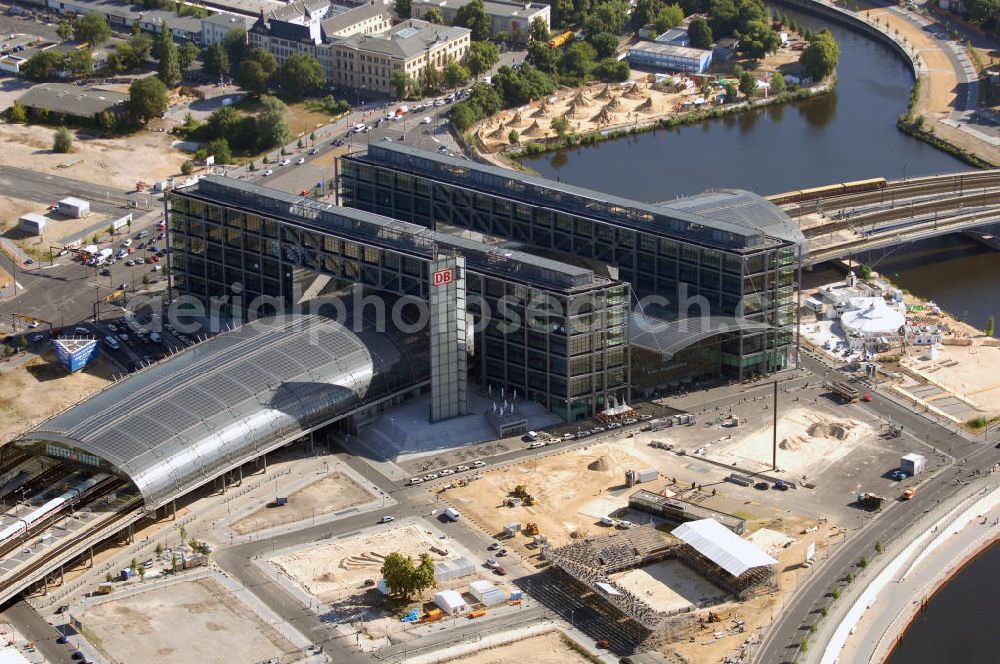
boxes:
[321,2,391,36]
[15,312,429,510]
[630,41,714,60]
[196,0,285,17]
[672,518,776,577]
[338,20,470,60]
[413,0,549,18]
[359,143,798,251]
[18,83,127,118]
[184,175,601,292]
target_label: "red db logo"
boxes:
[433,268,454,286]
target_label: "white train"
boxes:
[0,474,110,546]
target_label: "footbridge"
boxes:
[768,170,1000,266]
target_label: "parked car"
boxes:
[296,157,305,165]
[378,516,395,524]
[309,148,319,155]
[473,461,486,468]
[262,169,273,176]
[279,158,291,166]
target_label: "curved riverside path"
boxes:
[822,479,1000,664]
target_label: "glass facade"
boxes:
[341,147,798,385]
[167,178,629,421]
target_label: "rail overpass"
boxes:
[768,170,1000,266]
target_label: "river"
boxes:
[521,8,1000,334]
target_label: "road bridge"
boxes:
[768,170,1000,266]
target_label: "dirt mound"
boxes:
[779,436,805,451]
[588,455,611,471]
[340,551,385,569]
[808,422,851,440]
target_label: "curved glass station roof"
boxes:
[15,314,429,510]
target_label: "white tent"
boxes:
[469,580,505,606]
[433,590,468,615]
[673,518,776,577]
[841,298,905,338]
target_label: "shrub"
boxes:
[52,126,73,153]
[181,160,194,175]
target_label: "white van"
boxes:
[600,516,617,526]
[444,508,461,521]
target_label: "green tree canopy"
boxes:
[588,32,618,59]
[800,29,839,80]
[688,17,713,49]
[206,137,233,164]
[467,40,500,76]
[526,40,557,72]
[155,25,181,87]
[529,16,550,43]
[770,72,786,94]
[962,0,1000,25]
[423,7,445,24]
[53,126,73,153]
[22,51,64,81]
[380,552,419,598]
[237,48,277,95]
[255,95,289,149]
[594,57,629,81]
[738,70,758,98]
[279,53,325,96]
[391,69,417,99]
[394,0,412,19]
[444,60,470,88]
[203,42,229,78]
[736,19,781,59]
[178,41,200,72]
[653,4,685,34]
[551,115,569,137]
[455,0,491,41]
[129,76,169,122]
[633,0,664,27]
[75,12,112,47]
[64,49,93,77]
[222,28,247,73]
[559,41,597,81]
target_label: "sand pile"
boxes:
[808,422,852,440]
[532,102,551,118]
[638,96,655,112]
[588,455,612,471]
[595,84,613,100]
[523,120,545,137]
[340,551,385,570]
[624,82,645,99]
[779,436,805,451]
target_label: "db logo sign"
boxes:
[433,268,454,287]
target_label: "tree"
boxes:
[380,552,419,598]
[155,25,181,87]
[467,40,500,76]
[391,69,417,99]
[529,16,550,43]
[394,0,412,19]
[770,72,786,94]
[559,41,597,81]
[255,95,289,149]
[526,41,557,72]
[155,543,164,557]
[423,7,445,24]
[57,18,75,42]
[178,41,200,73]
[22,51,64,81]
[206,137,233,164]
[633,0,664,27]
[181,159,195,175]
[738,70,758,98]
[237,49,277,95]
[279,53,325,96]
[221,28,247,73]
[963,0,1000,24]
[8,101,27,123]
[653,4,685,34]
[75,12,112,47]
[800,29,839,80]
[414,553,436,594]
[985,315,996,337]
[53,127,73,154]
[137,564,147,580]
[422,63,442,92]
[64,48,93,78]
[452,102,477,131]
[724,81,738,101]
[551,115,569,137]
[203,42,229,79]
[594,57,629,81]
[508,128,519,144]
[688,17,713,49]
[129,76,169,122]
[736,19,781,59]
[589,32,619,59]
[455,0,491,42]
[444,60,470,88]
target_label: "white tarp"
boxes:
[596,582,622,595]
[673,518,777,577]
[433,590,467,615]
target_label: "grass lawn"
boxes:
[235,98,343,137]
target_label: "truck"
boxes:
[829,381,860,403]
[857,492,885,510]
[902,486,917,500]
[89,247,112,266]
[548,31,574,49]
[444,507,461,521]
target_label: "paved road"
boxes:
[0,601,78,664]
[755,353,996,663]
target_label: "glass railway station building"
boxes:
[165,144,803,422]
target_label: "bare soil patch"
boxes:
[231,471,374,535]
[446,631,593,664]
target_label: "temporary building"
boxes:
[840,298,905,338]
[672,518,776,577]
[469,580,505,606]
[58,197,90,218]
[433,590,468,615]
[435,557,475,582]
[18,212,48,235]
[901,453,926,476]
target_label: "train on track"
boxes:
[0,474,110,546]
[767,177,887,205]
